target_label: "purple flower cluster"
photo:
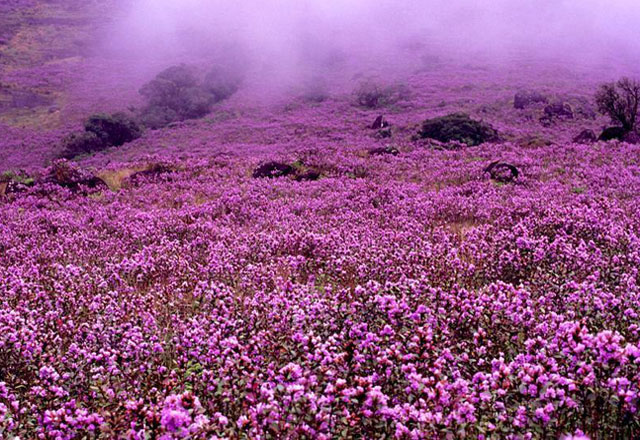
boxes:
[1,136,639,438]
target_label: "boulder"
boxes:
[484,161,519,183]
[543,102,574,120]
[375,128,392,139]
[370,115,389,130]
[599,126,627,141]
[514,90,548,109]
[368,146,399,156]
[572,129,597,144]
[622,131,640,144]
[252,162,296,179]
[295,171,322,182]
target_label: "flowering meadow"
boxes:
[2,2,640,439]
[2,131,640,439]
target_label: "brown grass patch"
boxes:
[97,165,148,191]
[445,218,481,240]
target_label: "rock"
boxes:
[252,162,296,179]
[295,171,322,182]
[370,115,389,130]
[521,135,552,148]
[572,129,597,144]
[622,131,640,144]
[375,128,392,139]
[484,161,519,183]
[417,113,499,146]
[368,146,399,156]
[543,101,574,120]
[599,126,627,141]
[514,90,548,109]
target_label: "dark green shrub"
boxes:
[354,81,408,109]
[138,106,179,130]
[514,90,548,109]
[595,77,640,132]
[84,112,142,146]
[59,131,107,159]
[417,113,499,146]
[59,112,141,159]
[139,78,184,109]
[155,64,199,88]
[139,64,243,129]
[202,65,243,102]
[179,86,218,119]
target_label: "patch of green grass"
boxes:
[1,171,34,185]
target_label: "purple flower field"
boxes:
[2,1,640,439]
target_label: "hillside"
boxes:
[1,2,640,439]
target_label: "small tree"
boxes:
[595,77,640,132]
[138,64,243,129]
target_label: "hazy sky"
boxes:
[107,0,640,84]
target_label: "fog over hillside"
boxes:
[109,0,640,72]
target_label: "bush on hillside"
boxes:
[202,65,243,102]
[514,90,548,109]
[59,112,141,159]
[595,77,640,132]
[417,113,499,146]
[354,81,409,109]
[59,131,106,159]
[139,64,243,129]
[84,112,142,146]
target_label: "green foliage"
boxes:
[354,81,409,109]
[595,77,640,132]
[139,64,243,129]
[418,113,499,146]
[84,112,142,147]
[59,131,106,159]
[59,112,141,159]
